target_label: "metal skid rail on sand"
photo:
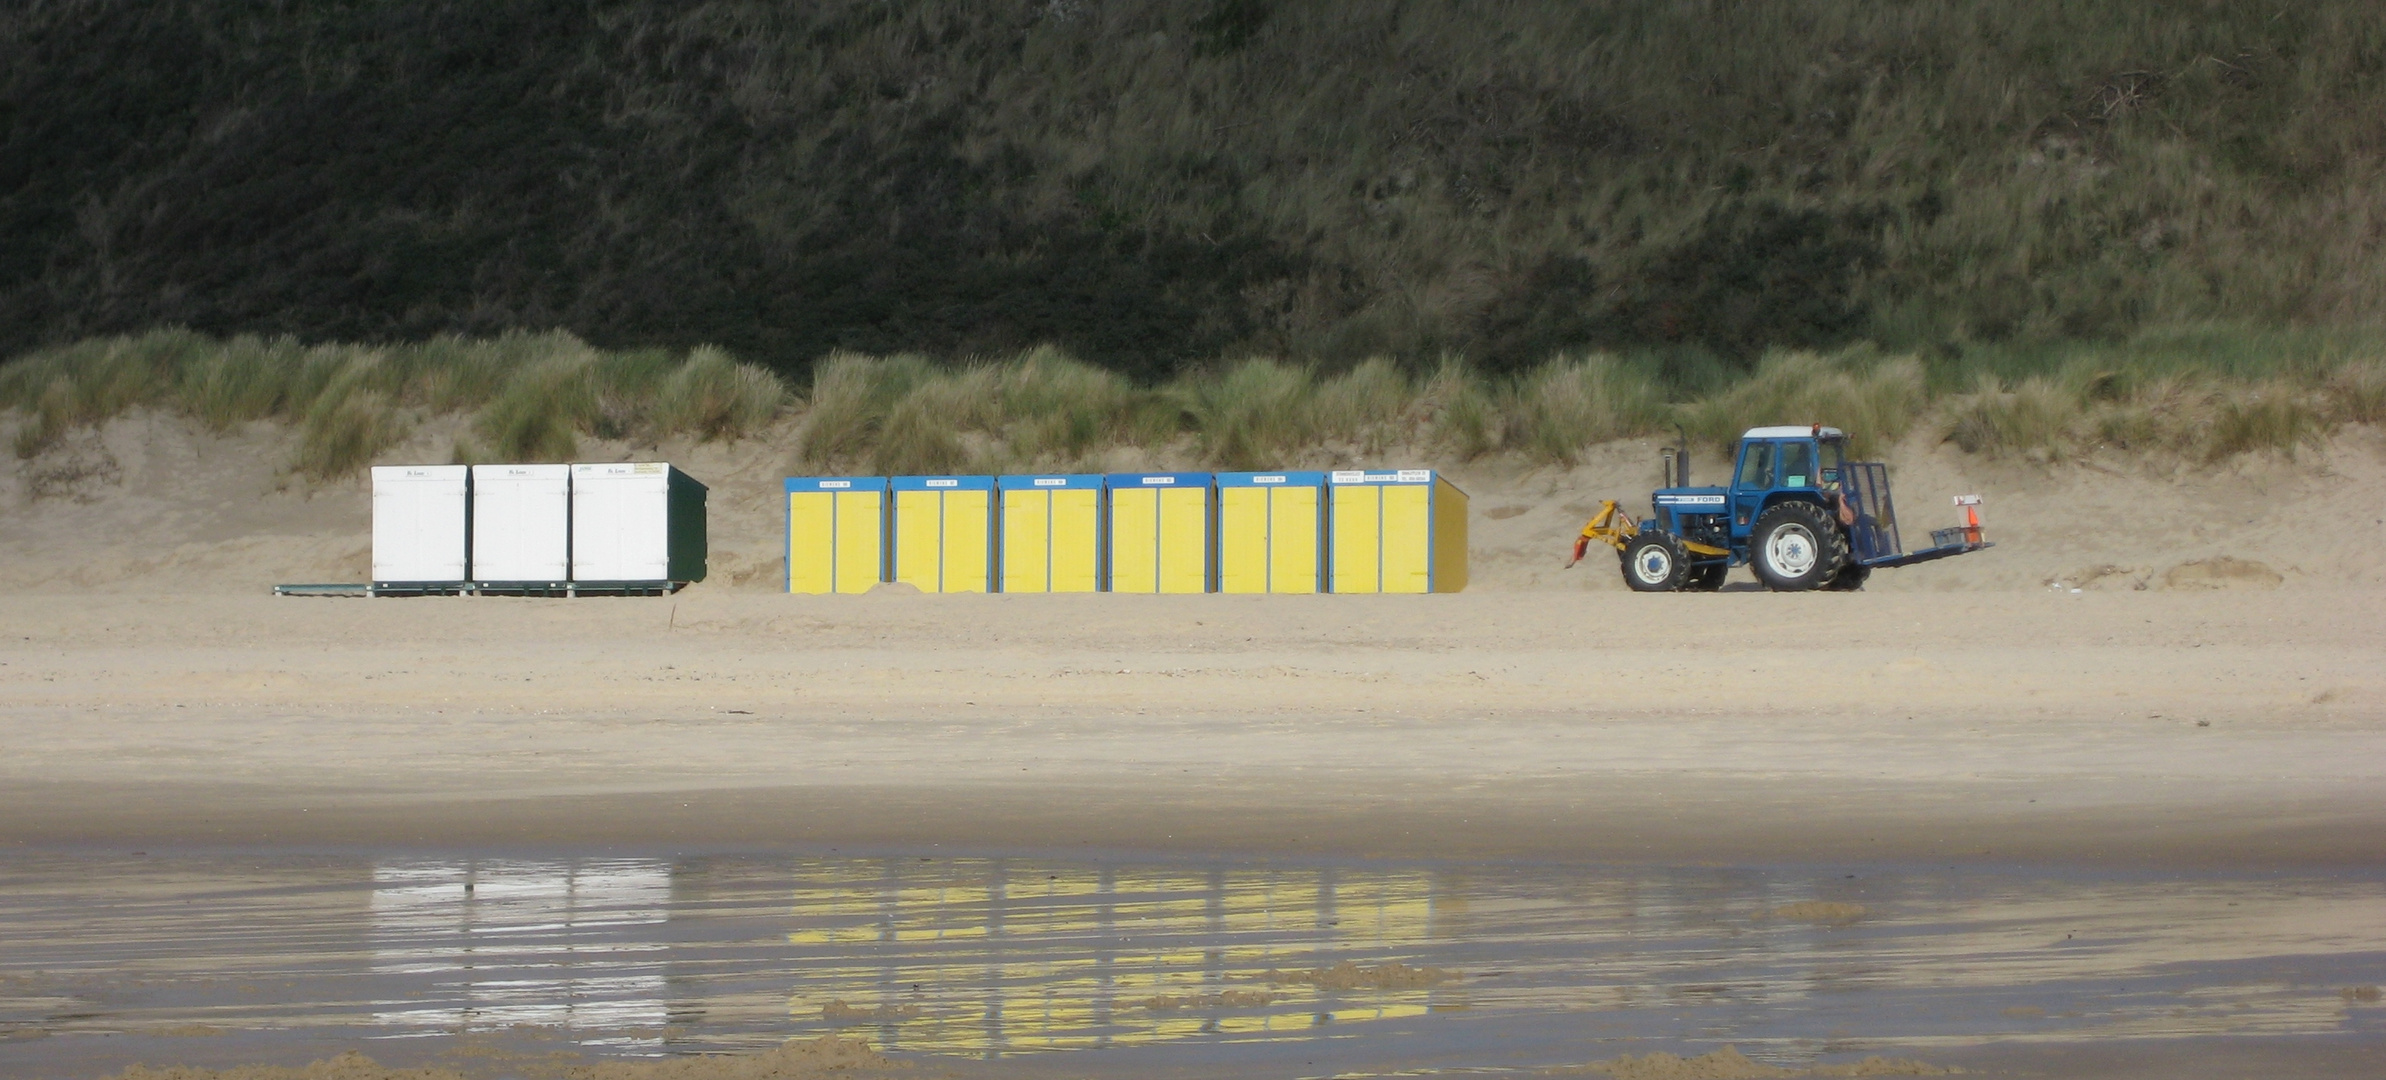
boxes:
[273,581,687,598]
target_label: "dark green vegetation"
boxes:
[5,0,2384,381]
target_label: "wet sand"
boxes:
[4,851,2381,1080]
[2,588,2382,865]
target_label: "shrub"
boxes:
[796,352,937,467]
[1310,358,1421,455]
[1424,360,1501,460]
[2324,361,2386,425]
[295,365,407,479]
[475,357,597,463]
[2205,386,2326,461]
[653,345,788,441]
[1185,359,1318,469]
[1945,376,2081,457]
[1507,355,1665,466]
[1679,351,1926,457]
[985,347,1178,468]
[871,370,992,476]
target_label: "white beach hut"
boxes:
[570,462,707,585]
[470,463,572,583]
[370,465,471,584]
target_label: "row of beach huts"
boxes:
[786,470,1467,595]
[354,464,1466,597]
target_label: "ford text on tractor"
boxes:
[1567,425,1992,592]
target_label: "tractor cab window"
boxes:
[1778,442,1814,488]
[1736,443,1775,489]
[1818,440,1844,486]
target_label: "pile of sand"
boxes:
[819,1001,923,1024]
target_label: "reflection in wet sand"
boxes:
[368,862,670,1044]
[0,854,2379,1073]
[777,861,1457,1054]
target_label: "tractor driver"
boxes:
[1812,438,1858,528]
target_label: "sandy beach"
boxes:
[2,414,2383,1079]
[4,413,2384,864]
[3,586,2383,868]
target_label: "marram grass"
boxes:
[0,330,789,478]
[3,329,2384,480]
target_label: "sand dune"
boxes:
[4,410,2382,596]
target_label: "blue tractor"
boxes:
[1567,425,1992,592]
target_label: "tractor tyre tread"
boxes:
[1751,501,1848,592]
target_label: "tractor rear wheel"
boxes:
[1751,502,1847,592]
[1621,532,1688,592]
[1684,562,1727,591]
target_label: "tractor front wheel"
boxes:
[1621,532,1688,592]
[1751,502,1847,592]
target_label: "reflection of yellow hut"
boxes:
[1216,471,1327,593]
[1105,474,1213,593]
[1328,470,1468,593]
[890,476,996,593]
[778,858,1453,1056]
[996,475,1103,592]
[785,478,887,593]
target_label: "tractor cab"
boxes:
[1725,425,1846,539]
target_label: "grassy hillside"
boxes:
[4,0,2385,379]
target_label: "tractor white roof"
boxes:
[1743,425,1845,439]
